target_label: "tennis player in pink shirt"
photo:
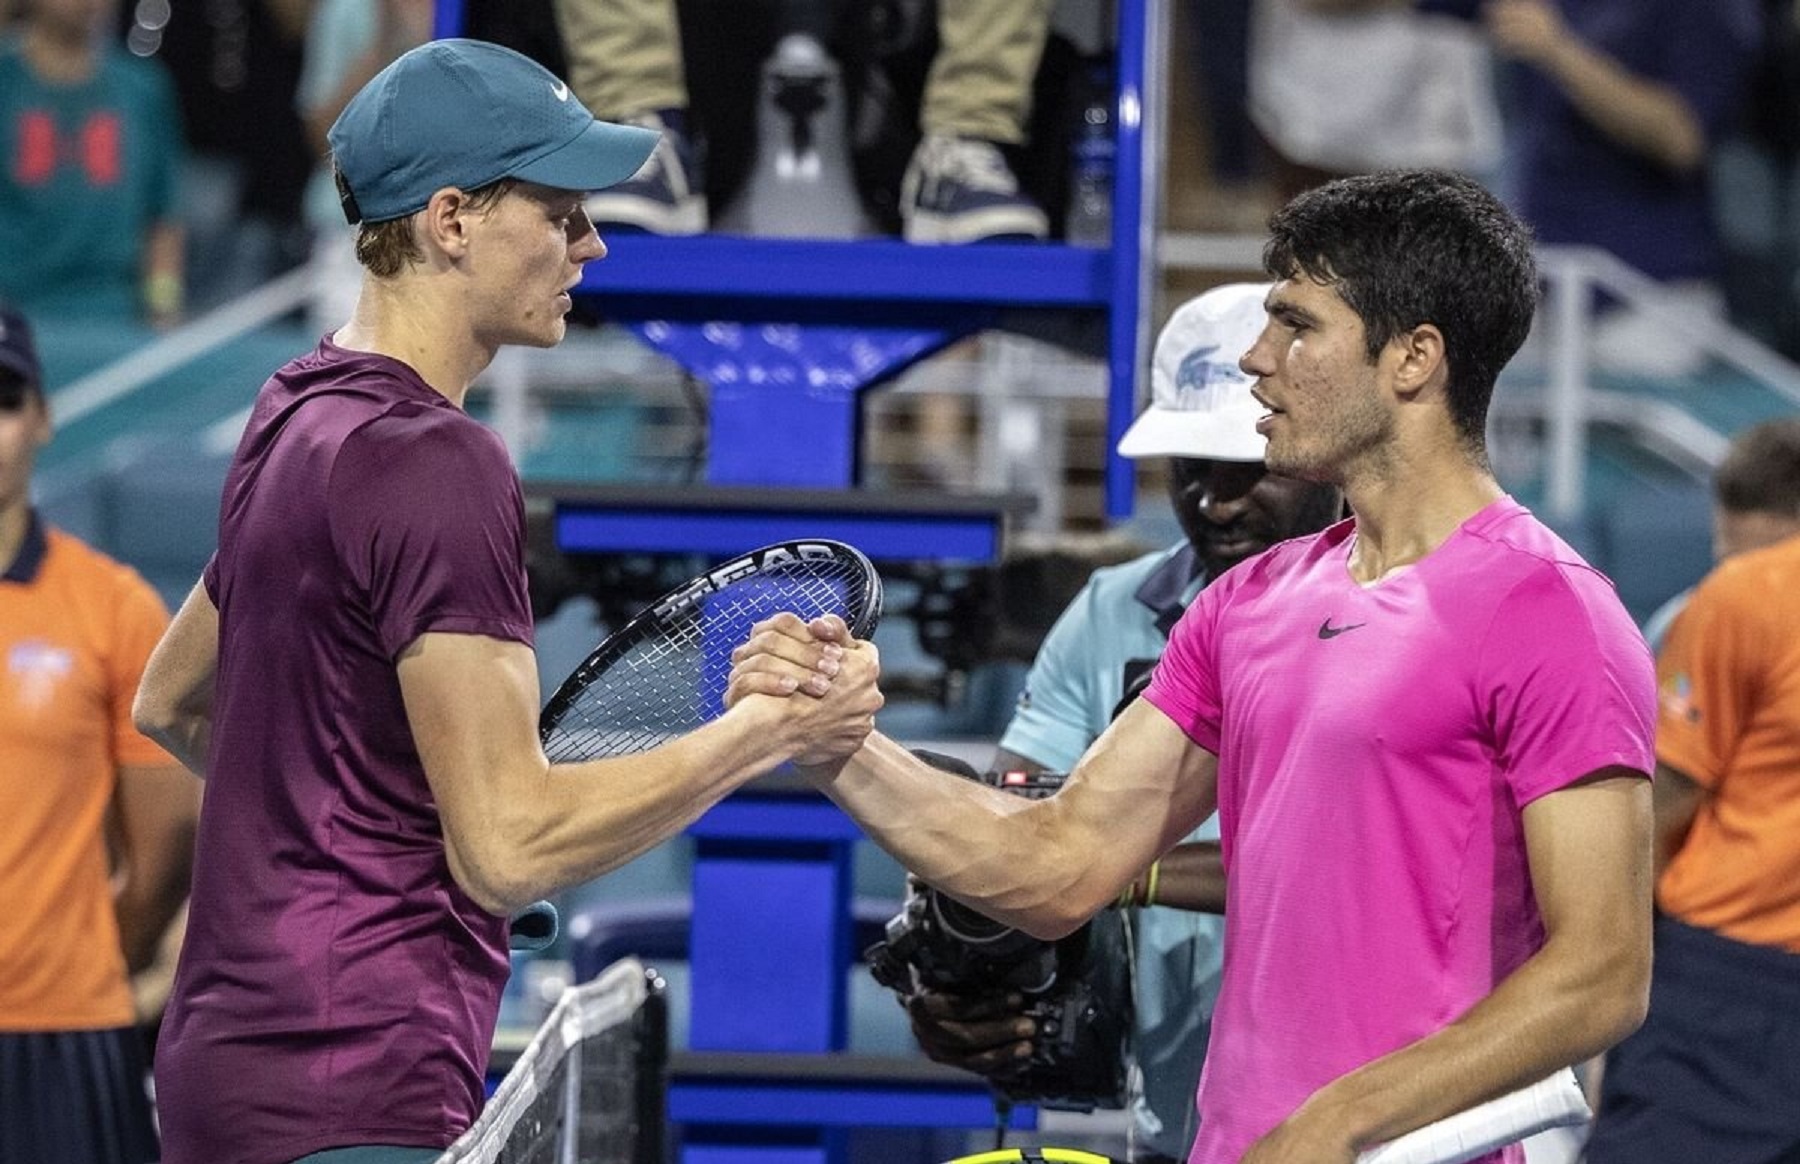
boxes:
[733,169,1656,1164]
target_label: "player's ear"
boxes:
[1388,321,1446,400]
[419,187,473,259]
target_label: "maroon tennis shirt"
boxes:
[155,337,534,1164]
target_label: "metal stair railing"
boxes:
[50,265,315,428]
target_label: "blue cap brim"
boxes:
[512,120,659,195]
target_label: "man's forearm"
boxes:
[1535,37,1704,171]
[808,721,1196,939]
[435,694,862,916]
[1299,770,1654,1151]
[115,874,189,973]
[807,732,1097,937]
[992,754,1226,915]
[1297,936,1648,1152]
[136,580,220,775]
[1139,840,1225,914]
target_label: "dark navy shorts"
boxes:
[1584,915,1800,1164]
[0,1026,159,1164]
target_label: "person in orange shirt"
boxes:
[1585,416,1800,1164]
[0,302,198,1164]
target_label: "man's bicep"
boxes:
[1162,709,1223,850]
[1522,767,1654,949]
[141,582,217,700]
[1064,697,1219,858]
[395,633,547,912]
[396,632,543,812]
[134,581,220,773]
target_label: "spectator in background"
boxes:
[1247,0,1503,200]
[1709,0,1800,360]
[148,0,313,313]
[297,0,436,337]
[1583,415,1800,1164]
[1486,0,1761,377]
[1641,416,1800,650]
[0,0,185,325]
[0,301,199,1164]
[551,0,1051,242]
[1184,0,1263,226]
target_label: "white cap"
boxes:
[1116,282,1272,462]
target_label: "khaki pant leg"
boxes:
[921,0,1054,143]
[552,0,688,120]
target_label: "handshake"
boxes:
[726,612,885,769]
[729,626,1134,1110]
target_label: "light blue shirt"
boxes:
[997,543,1222,1160]
[297,0,376,232]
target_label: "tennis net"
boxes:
[436,956,668,1164]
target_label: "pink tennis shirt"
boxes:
[1144,497,1656,1164]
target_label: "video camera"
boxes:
[865,754,1131,1111]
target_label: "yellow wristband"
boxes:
[1143,859,1161,908]
[145,272,183,318]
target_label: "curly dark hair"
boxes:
[1263,169,1538,451]
[1715,417,1800,516]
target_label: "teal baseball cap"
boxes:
[327,38,659,225]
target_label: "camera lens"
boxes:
[930,894,1045,958]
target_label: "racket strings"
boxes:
[541,558,875,763]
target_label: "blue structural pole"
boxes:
[1106,0,1157,521]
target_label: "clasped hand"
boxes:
[725,612,883,767]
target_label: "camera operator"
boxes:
[905,284,1342,1163]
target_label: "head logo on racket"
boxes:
[540,539,882,763]
[651,542,847,623]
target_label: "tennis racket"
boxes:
[539,539,883,762]
[1356,1068,1590,1164]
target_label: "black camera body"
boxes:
[866,758,1131,1111]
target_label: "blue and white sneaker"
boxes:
[585,112,708,236]
[899,134,1048,244]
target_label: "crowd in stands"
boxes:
[0,0,1792,366]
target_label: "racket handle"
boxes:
[1355,1068,1590,1164]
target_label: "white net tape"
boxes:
[436,957,661,1164]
